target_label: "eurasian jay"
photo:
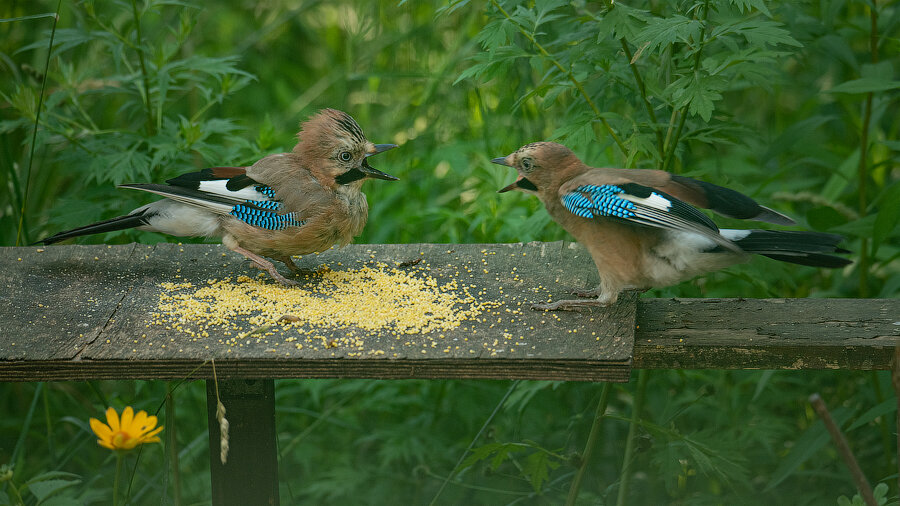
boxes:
[37,109,398,285]
[492,142,851,310]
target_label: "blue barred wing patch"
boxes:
[255,185,276,198]
[562,185,637,219]
[230,199,305,230]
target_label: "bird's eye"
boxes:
[522,158,533,172]
[339,151,352,162]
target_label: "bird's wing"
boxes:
[120,167,306,231]
[559,174,744,253]
[604,168,795,225]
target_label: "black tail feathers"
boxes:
[34,210,153,245]
[732,230,851,268]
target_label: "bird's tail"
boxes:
[34,209,154,245]
[721,229,852,268]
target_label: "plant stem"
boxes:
[42,383,55,466]
[565,383,612,506]
[593,1,665,164]
[893,348,900,495]
[15,1,60,246]
[857,0,878,297]
[130,0,155,137]
[166,383,182,506]
[662,0,709,173]
[113,452,123,506]
[489,0,628,157]
[7,479,25,506]
[616,370,649,506]
[429,380,520,506]
[809,393,877,506]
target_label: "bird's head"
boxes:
[491,142,580,195]
[294,109,398,187]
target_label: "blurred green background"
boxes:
[1,0,898,504]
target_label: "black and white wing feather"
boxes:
[561,183,743,253]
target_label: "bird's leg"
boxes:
[230,245,298,286]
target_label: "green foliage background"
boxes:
[1,0,898,504]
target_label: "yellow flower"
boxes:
[89,407,163,451]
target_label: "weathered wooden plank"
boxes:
[3,244,896,380]
[633,298,900,369]
[0,243,634,382]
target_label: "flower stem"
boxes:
[113,452,123,506]
[616,370,649,506]
[129,0,155,136]
[857,0,878,297]
[15,1,60,246]
[565,382,612,506]
[662,0,710,173]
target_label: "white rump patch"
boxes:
[720,229,752,241]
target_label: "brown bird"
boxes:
[37,109,398,284]
[492,142,850,310]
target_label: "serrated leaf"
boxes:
[672,75,724,122]
[729,0,772,16]
[636,15,702,54]
[459,442,523,471]
[714,20,801,48]
[476,19,516,51]
[595,3,649,40]
[523,450,560,493]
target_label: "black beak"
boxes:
[359,158,399,181]
[491,156,510,166]
[497,177,537,193]
[366,144,398,157]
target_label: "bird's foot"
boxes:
[531,298,613,312]
[230,245,298,286]
[277,256,317,277]
[253,261,298,286]
[569,286,602,298]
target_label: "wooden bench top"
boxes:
[1,243,896,382]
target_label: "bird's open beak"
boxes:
[491,154,536,192]
[497,176,537,193]
[366,144,399,157]
[359,158,399,181]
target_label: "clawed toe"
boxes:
[531,298,613,312]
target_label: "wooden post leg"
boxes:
[207,379,279,505]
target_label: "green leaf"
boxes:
[765,407,851,491]
[873,181,900,251]
[728,0,771,16]
[23,472,81,504]
[671,75,725,122]
[636,15,702,54]
[523,450,560,493]
[826,77,900,94]
[459,442,524,471]
[846,398,896,431]
[806,206,848,231]
[713,20,801,48]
